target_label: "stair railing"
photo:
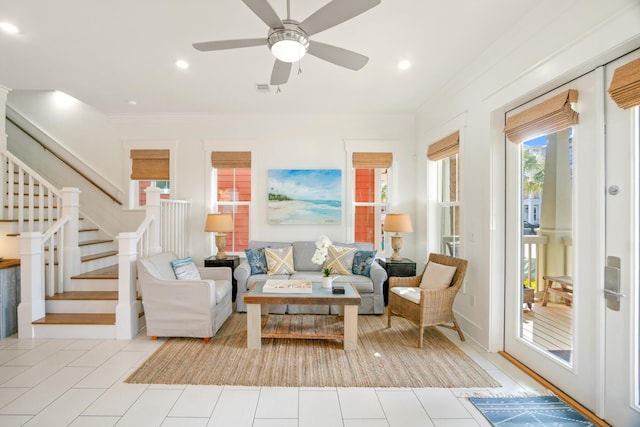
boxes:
[116,188,191,339]
[1,149,63,232]
[17,188,81,338]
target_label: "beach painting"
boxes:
[268,169,342,224]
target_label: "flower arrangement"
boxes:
[312,235,333,277]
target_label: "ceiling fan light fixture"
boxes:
[268,24,309,63]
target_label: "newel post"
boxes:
[116,232,139,339]
[18,232,45,339]
[61,187,81,290]
[145,187,162,256]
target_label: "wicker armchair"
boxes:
[387,253,468,348]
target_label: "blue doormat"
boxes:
[469,396,595,426]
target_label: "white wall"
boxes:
[415,0,640,350]
[112,114,416,261]
[5,93,416,262]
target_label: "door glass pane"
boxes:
[520,130,574,365]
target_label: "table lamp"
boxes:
[383,214,413,261]
[205,213,233,259]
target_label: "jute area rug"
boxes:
[126,313,500,388]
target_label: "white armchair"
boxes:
[137,252,233,341]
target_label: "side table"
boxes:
[204,255,240,302]
[377,258,417,306]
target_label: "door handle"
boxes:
[603,289,625,298]
[604,256,622,311]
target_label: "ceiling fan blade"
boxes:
[192,38,267,52]
[307,41,369,70]
[299,0,381,36]
[241,0,283,28]
[270,60,292,85]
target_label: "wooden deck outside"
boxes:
[522,300,573,360]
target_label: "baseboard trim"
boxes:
[499,351,610,427]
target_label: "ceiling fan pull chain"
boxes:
[298,62,302,76]
[276,86,282,94]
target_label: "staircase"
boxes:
[1,158,143,339]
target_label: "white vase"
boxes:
[322,276,332,289]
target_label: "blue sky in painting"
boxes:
[268,169,341,201]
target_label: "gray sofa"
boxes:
[234,241,386,314]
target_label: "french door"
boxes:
[505,54,640,424]
[505,72,602,411]
[602,50,640,426]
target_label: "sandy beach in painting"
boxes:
[268,200,341,224]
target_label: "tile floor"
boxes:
[0,327,550,427]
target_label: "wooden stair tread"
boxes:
[81,250,118,263]
[79,239,114,247]
[32,313,115,325]
[46,291,118,300]
[8,228,100,238]
[72,264,119,279]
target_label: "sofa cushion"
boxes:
[265,247,296,275]
[293,241,323,272]
[325,245,356,275]
[139,251,179,280]
[419,262,457,290]
[333,274,374,293]
[245,247,269,275]
[171,257,201,280]
[352,250,376,277]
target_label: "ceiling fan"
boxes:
[192,0,381,86]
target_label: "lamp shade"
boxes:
[383,214,413,233]
[204,213,233,233]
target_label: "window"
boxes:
[428,131,460,256]
[352,152,392,251]
[211,151,251,252]
[130,149,171,207]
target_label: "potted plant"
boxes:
[312,236,334,289]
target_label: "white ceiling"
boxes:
[0,0,540,115]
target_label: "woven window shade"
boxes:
[608,57,640,109]
[211,151,251,168]
[130,149,169,180]
[427,131,459,161]
[352,152,393,168]
[504,89,579,144]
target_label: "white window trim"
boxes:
[122,139,178,210]
[419,113,466,259]
[203,140,256,256]
[345,139,400,258]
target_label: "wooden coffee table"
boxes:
[244,280,361,350]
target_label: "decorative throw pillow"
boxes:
[171,257,201,280]
[245,247,269,275]
[352,250,376,277]
[325,245,357,275]
[265,247,296,275]
[419,261,457,290]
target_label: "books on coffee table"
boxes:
[263,279,312,293]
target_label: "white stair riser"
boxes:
[45,299,118,313]
[80,256,118,272]
[80,242,115,256]
[32,324,117,339]
[70,278,119,292]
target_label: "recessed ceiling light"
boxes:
[398,60,411,71]
[0,22,19,34]
[176,60,189,70]
[127,100,137,105]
